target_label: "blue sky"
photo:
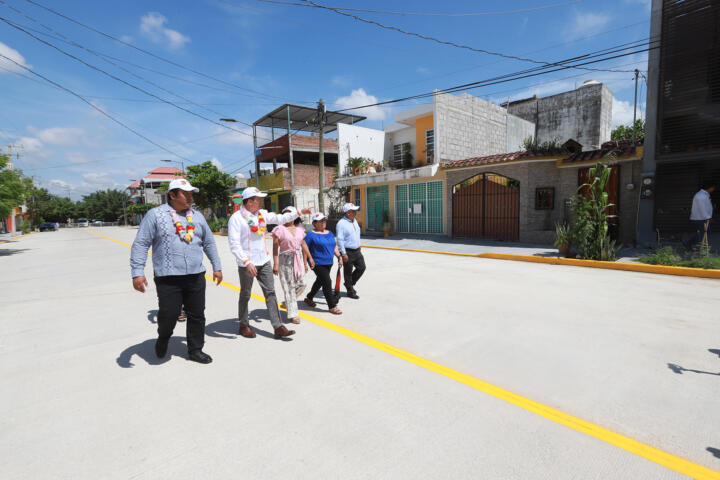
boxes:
[0,0,651,200]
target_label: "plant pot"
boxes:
[558,244,570,257]
[382,222,391,237]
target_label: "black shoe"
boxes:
[188,350,213,364]
[347,292,360,299]
[155,338,169,358]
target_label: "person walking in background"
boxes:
[335,202,365,299]
[272,206,311,324]
[688,181,715,248]
[130,179,222,364]
[304,212,343,315]
[228,187,312,339]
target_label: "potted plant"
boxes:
[554,222,572,257]
[382,210,391,237]
[347,157,368,175]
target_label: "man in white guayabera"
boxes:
[228,187,312,340]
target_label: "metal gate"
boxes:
[395,181,444,233]
[366,185,388,232]
[452,172,519,240]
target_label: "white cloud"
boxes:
[120,35,134,44]
[140,12,190,50]
[210,157,223,170]
[416,67,430,75]
[47,179,76,195]
[0,41,30,73]
[569,12,610,40]
[332,75,351,87]
[27,126,86,146]
[612,98,645,128]
[333,88,388,122]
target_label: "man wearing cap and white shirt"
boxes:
[335,202,365,299]
[228,187,312,339]
[688,181,715,247]
[130,179,223,364]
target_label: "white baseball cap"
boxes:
[342,202,360,212]
[242,187,268,200]
[311,212,327,222]
[168,178,199,193]
[282,206,298,216]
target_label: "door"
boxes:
[394,181,444,234]
[366,185,389,232]
[452,172,519,240]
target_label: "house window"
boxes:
[392,144,403,167]
[425,129,434,161]
[353,188,361,208]
[535,187,554,210]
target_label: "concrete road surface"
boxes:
[1,227,719,479]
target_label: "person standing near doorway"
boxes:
[130,179,223,364]
[689,181,715,247]
[228,187,312,339]
[335,202,365,299]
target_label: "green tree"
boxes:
[0,154,25,219]
[79,189,130,221]
[611,119,645,141]
[23,183,54,227]
[184,161,234,219]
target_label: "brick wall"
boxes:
[284,164,336,189]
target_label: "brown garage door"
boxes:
[452,172,520,240]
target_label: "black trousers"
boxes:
[154,273,206,353]
[308,264,338,309]
[343,247,366,294]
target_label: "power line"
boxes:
[21,0,312,104]
[0,16,257,136]
[257,0,583,16]
[0,53,192,163]
[335,44,657,113]
[298,0,641,74]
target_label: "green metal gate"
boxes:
[395,181,443,234]
[366,185,389,232]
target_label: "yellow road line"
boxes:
[94,229,720,480]
[0,231,36,244]
[361,244,720,279]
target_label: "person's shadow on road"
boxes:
[205,310,289,340]
[116,337,187,368]
[147,309,158,324]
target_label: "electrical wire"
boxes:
[299,0,642,74]
[0,16,257,136]
[257,0,584,16]
[21,0,313,104]
[0,53,192,163]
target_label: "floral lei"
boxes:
[243,209,267,236]
[170,208,195,243]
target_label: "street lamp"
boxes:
[161,158,185,174]
[221,117,259,182]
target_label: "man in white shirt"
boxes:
[689,181,715,247]
[335,202,365,299]
[228,187,311,339]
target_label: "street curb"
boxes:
[0,232,36,244]
[360,245,720,279]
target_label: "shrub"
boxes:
[638,246,682,266]
[20,219,30,234]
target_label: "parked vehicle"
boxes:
[77,218,90,227]
[92,219,103,226]
[39,222,57,231]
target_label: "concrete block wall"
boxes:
[435,92,533,162]
[507,83,613,150]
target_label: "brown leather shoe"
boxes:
[274,325,295,339]
[304,297,316,308]
[239,325,256,338]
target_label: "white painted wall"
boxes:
[337,123,385,176]
[383,125,416,166]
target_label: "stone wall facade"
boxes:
[445,159,641,245]
[507,83,613,151]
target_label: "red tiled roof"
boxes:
[443,149,564,169]
[149,166,183,175]
[128,180,141,189]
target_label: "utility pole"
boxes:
[317,99,326,213]
[632,68,639,145]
